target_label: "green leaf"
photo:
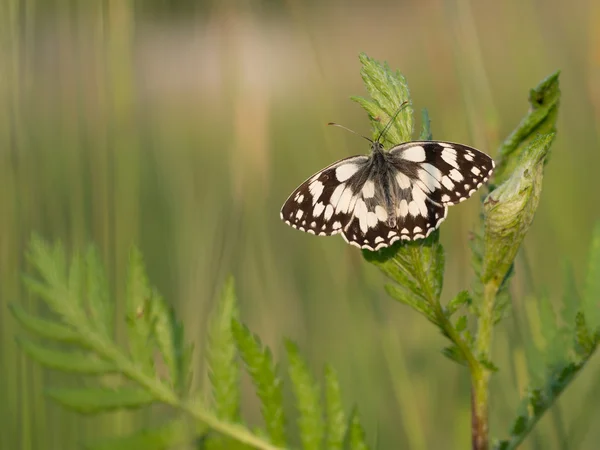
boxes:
[16,337,116,374]
[446,290,472,317]
[85,246,113,338]
[482,133,555,285]
[441,345,467,366]
[582,222,600,331]
[418,108,432,140]
[560,261,579,333]
[351,52,414,145]
[85,417,209,450]
[231,319,286,446]
[207,276,241,421]
[383,284,436,325]
[455,316,468,332]
[364,232,444,319]
[9,303,82,343]
[574,312,596,357]
[149,289,192,393]
[494,71,560,185]
[125,247,154,374]
[324,364,346,450]
[286,340,324,450]
[344,408,370,450]
[46,387,155,414]
[24,237,88,328]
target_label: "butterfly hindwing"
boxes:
[389,141,495,205]
[280,155,369,235]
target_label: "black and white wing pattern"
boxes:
[388,141,494,206]
[280,155,370,236]
[280,140,494,251]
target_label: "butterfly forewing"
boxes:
[389,141,495,206]
[280,139,494,251]
[280,155,369,235]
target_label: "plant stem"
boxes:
[472,281,500,450]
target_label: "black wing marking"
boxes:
[280,155,369,235]
[388,141,494,206]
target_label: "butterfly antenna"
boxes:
[327,122,373,143]
[375,100,410,143]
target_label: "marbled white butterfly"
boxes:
[280,114,494,251]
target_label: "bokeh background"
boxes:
[1,0,600,449]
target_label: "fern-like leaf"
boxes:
[286,340,324,450]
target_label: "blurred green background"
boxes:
[1,0,600,449]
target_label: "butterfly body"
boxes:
[280,139,494,251]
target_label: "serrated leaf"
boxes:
[494,71,560,185]
[383,284,437,325]
[149,289,191,393]
[455,316,468,332]
[9,303,82,344]
[16,337,116,374]
[24,237,88,328]
[324,364,346,450]
[207,276,241,421]
[285,340,324,450]
[582,222,600,331]
[125,247,154,374]
[85,417,209,450]
[231,320,286,446]
[446,291,471,317]
[344,408,370,450]
[364,232,444,318]
[47,387,155,414]
[85,246,113,338]
[441,345,467,366]
[351,52,414,145]
[418,108,432,140]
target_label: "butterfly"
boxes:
[280,114,495,251]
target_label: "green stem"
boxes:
[472,281,500,450]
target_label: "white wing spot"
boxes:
[468,189,476,196]
[422,163,443,181]
[476,182,482,188]
[375,205,388,221]
[296,194,304,203]
[449,168,464,182]
[471,166,481,176]
[399,199,409,217]
[296,210,304,220]
[465,154,474,161]
[408,201,420,216]
[396,172,412,189]
[414,226,423,233]
[355,199,369,234]
[388,230,397,238]
[307,229,315,235]
[335,164,360,182]
[333,221,342,230]
[362,180,375,198]
[330,184,346,206]
[438,142,453,148]
[464,184,470,190]
[335,188,354,213]
[375,236,384,244]
[313,202,325,217]
[324,204,334,220]
[367,212,378,229]
[441,176,455,190]
[441,149,459,169]
[441,194,451,202]
[308,181,324,204]
[401,228,409,234]
[310,221,316,228]
[402,145,426,162]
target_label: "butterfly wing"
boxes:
[280,155,369,235]
[389,141,494,205]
